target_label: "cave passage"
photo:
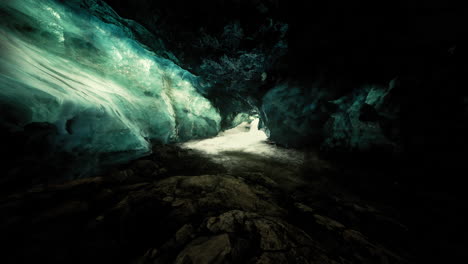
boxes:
[181,117,310,190]
[1,0,467,263]
[182,118,269,155]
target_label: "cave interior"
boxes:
[0,0,467,263]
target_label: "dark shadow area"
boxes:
[0,144,415,263]
[1,0,467,263]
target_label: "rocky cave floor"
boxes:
[0,143,464,263]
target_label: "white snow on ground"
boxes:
[181,118,304,166]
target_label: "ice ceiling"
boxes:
[0,0,221,168]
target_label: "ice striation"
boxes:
[0,0,221,173]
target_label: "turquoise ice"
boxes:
[0,0,221,169]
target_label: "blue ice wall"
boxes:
[0,0,221,172]
[322,82,399,152]
[261,82,331,147]
[261,80,401,152]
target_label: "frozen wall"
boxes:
[0,0,221,175]
[261,82,331,147]
[260,80,402,152]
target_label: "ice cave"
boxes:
[1,0,467,263]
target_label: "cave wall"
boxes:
[101,0,468,156]
[0,0,221,180]
[1,0,468,187]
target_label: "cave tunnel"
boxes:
[1,0,467,263]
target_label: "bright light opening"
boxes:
[181,117,269,155]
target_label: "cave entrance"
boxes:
[181,116,269,155]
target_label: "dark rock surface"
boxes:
[3,144,462,263]
[1,1,467,263]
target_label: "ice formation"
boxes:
[0,0,221,169]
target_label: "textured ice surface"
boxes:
[261,83,329,147]
[0,0,221,167]
[322,82,398,152]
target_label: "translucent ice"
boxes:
[0,0,221,171]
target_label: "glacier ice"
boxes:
[0,0,221,174]
[261,82,330,147]
[321,82,399,152]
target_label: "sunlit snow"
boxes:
[181,118,304,169]
[182,118,268,154]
